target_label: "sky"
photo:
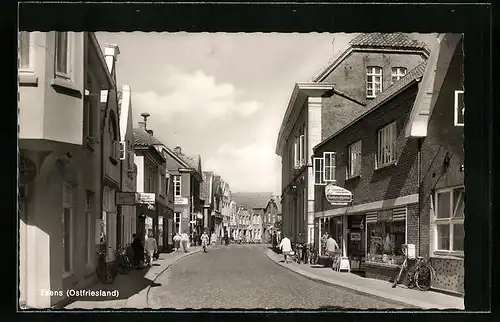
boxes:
[95,32,435,194]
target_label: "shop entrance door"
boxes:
[348,215,366,272]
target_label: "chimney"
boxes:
[174,146,182,155]
[139,112,150,132]
[104,44,120,75]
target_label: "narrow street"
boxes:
[148,245,410,309]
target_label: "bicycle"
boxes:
[392,246,436,291]
[115,246,132,275]
[96,249,117,284]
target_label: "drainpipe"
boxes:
[417,138,423,257]
[99,86,111,253]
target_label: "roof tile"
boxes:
[133,127,164,147]
[349,33,430,52]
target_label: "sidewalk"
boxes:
[266,249,464,310]
[62,247,202,309]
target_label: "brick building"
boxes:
[313,62,426,279]
[276,33,429,247]
[406,34,464,295]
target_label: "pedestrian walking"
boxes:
[211,231,217,246]
[180,231,189,253]
[326,234,340,269]
[173,232,181,253]
[145,232,158,267]
[321,232,328,256]
[279,234,292,264]
[131,233,144,269]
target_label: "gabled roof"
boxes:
[314,61,427,152]
[133,127,164,147]
[232,192,274,210]
[350,33,430,53]
[311,33,430,83]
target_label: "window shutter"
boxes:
[119,141,126,160]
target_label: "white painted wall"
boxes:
[135,155,144,193]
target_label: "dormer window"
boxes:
[366,66,382,98]
[391,67,407,83]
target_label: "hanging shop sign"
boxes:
[116,192,138,205]
[19,156,37,185]
[454,90,464,126]
[325,184,353,205]
[274,220,282,229]
[137,192,155,204]
[175,197,189,205]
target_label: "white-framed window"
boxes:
[323,152,336,182]
[173,175,182,197]
[62,182,74,275]
[391,67,407,83]
[85,190,94,266]
[348,141,362,178]
[299,134,305,166]
[366,66,383,98]
[293,138,299,169]
[55,31,73,79]
[313,157,325,185]
[432,186,465,254]
[174,212,181,234]
[19,31,33,71]
[377,121,397,168]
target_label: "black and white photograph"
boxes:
[17,29,468,311]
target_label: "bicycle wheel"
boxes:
[415,265,432,291]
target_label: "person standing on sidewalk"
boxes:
[326,234,340,269]
[145,232,158,267]
[279,234,292,264]
[180,231,189,253]
[173,233,181,253]
[131,233,144,269]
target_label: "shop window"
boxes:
[348,141,362,178]
[366,219,406,266]
[432,186,465,254]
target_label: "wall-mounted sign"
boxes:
[137,192,155,204]
[325,184,353,205]
[19,156,37,185]
[175,197,189,205]
[350,232,361,241]
[454,90,464,126]
[377,209,393,222]
[116,192,138,205]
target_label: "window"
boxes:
[366,220,406,265]
[313,157,325,185]
[146,165,157,193]
[323,152,336,182]
[293,139,299,169]
[366,66,382,98]
[391,67,407,82]
[433,187,465,253]
[55,32,71,78]
[299,134,305,166]
[119,141,126,160]
[62,182,74,274]
[377,122,397,168]
[173,175,182,197]
[19,31,31,70]
[348,141,362,178]
[85,191,94,266]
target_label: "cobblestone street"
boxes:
[148,245,410,309]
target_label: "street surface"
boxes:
[148,244,410,309]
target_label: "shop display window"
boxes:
[366,221,405,265]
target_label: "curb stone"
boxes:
[265,249,444,309]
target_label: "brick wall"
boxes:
[419,40,464,258]
[314,83,420,213]
[320,51,426,139]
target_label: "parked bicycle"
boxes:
[392,245,436,291]
[115,245,133,274]
[308,244,319,265]
[96,248,117,284]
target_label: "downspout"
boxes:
[417,138,423,257]
[99,84,111,252]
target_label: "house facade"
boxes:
[116,85,137,250]
[263,196,281,243]
[276,33,429,247]
[313,62,426,279]
[18,32,112,308]
[132,119,170,247]
[406,34,464,295]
